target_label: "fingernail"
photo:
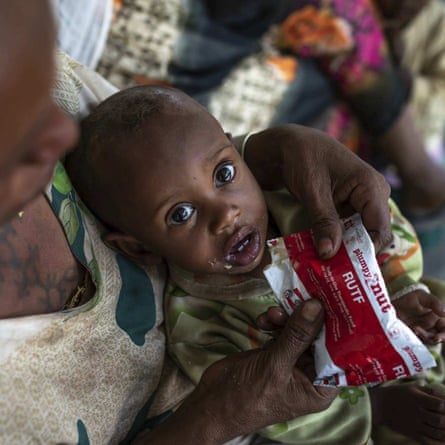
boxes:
[301,299,322,321]
[277,308,286,318]
[318,237,333,258]
[368,230,381,250]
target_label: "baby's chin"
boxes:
[223,255,264,275]
[187,251,265,279]
[221,247,267,277]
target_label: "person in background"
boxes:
[373,0,445,278]
[52,0,114,69]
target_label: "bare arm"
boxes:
[238,124,392,258]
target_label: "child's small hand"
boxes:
[393,290,445,344]
[256,306,288,332]
[370,383,445,443]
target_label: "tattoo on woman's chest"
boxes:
[0,223,78,312]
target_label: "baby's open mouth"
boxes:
[230,235,252,254]
[224,226,261,267]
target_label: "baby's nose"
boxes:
[210,202,240,235]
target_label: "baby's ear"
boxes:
[103,231,162,266]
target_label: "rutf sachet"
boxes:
[263,213,435,386]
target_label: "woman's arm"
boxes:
[238,124,392,258]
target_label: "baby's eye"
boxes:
[215,162,236,187]
[168,204,195,225]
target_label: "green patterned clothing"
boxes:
[165,195,444,445]
[166,265,373,445]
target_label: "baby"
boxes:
[66,85,445,444]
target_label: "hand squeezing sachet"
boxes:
[263,213,436,386]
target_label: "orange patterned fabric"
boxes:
[280,5,353,56]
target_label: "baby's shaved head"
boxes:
[65,85,208,233]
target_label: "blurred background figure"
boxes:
[375,0,445,277]
[52,0,114,69]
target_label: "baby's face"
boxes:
[130,108,268,276]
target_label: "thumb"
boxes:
[269,299,324,372]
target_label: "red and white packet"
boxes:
[263,213,436,386]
